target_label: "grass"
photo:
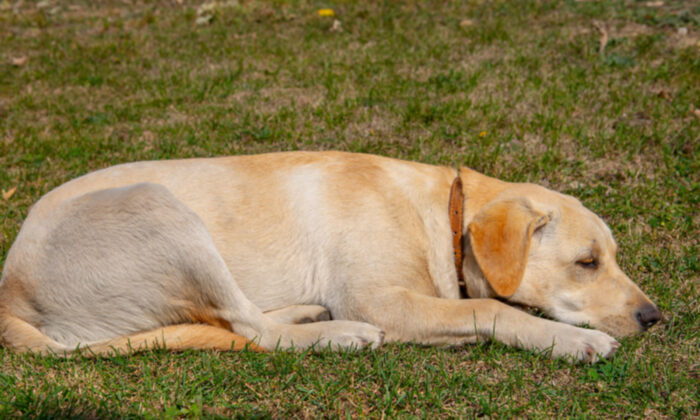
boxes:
[0,0,698,417]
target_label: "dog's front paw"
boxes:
[550,326,619,362]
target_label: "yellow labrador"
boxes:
[0,151,660,361]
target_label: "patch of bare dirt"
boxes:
[343,108,401,139]
[228,87,324,114]
[617,22,654,37]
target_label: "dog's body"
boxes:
[0,151,660,361]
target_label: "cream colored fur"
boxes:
[0,151,659,361]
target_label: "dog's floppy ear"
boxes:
[467,199,549,297]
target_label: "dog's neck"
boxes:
[455,167,510,299]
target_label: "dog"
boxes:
[0,151,661,362]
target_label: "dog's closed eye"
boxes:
[576,258,598,269]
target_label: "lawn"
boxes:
[0,0,698,417]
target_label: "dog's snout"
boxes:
[636,304,661,330]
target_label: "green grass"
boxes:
[1,0,698,417]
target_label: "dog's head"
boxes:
[464,183,661,337]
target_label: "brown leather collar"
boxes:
[449,170,468,298]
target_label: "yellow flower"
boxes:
[478,131,487,137]
[317,8,335,17]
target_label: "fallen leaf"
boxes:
[36,0,51,9]
[459,19,473,27]
[568,180,585,189]
[2,186,17,201]
[657,89,672,101]
[11,56,27,67]
[592,20,609,55]
[196,14,213,25]
[681,142,694,155]
[330,19,342,32]
[644,1,664,6]
[693,108,700,121]
[197,2,216,15]
[317,8,334,17]
[196,0,234,25]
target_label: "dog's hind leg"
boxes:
[78,324,264,356]
[0,312,262,356]
[0,312,71,355]
[183,244,384,350]
[116,186,386,350]
[111,184,385,351]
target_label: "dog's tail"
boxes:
[0,313,264,357]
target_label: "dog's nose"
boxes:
[636,304,661,330]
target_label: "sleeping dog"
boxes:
[0,151,661,361]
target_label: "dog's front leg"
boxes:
[353,287,619,362]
